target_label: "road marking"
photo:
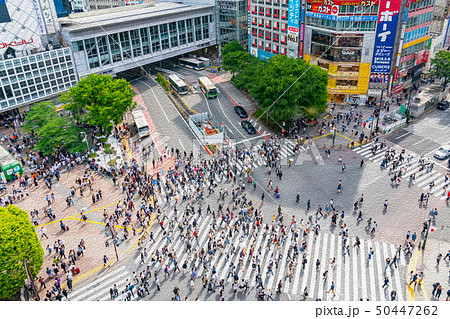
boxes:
[178,139,186,151]
[225,124,235,134]
[413,139,425,145]
[137,79,170,122]
[396,132,412,140]
[216,94,246,139]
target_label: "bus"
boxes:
[168,74,189,95]
[178,57,205,70]
[198,76,218,98]
[197,57,210,67]
[132,110,150,138]
[0,146,23,181]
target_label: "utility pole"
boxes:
[375,88,384,134]
[108,224,120,261]
[23,259,39,301]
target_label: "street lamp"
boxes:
[422,217,433,250]
[107,224,120,261]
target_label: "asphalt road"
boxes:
[385,107,450,169]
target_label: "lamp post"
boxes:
[107,224,120,261]
[422,217,433,250]
[23,259,39,301]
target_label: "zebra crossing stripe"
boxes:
[69,266,127,299]
[367,240,377,300]
[298,231,314,294]
[352,238,359,301]
[374,241,386,301]
[360,239,368,301]
[78,270,131,301]
[416,172,439,187]
[344,242,350,300]
[310,233,324,299]
[278,234,293,293]
[326,234,336,301]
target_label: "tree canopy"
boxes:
[23,101,87,155]
[431,50,450,92]
[0,205,44,299]
[222,41,328,123]
[60,74,136,134]
[221,40,244,57]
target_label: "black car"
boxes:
[437,100,449,110]
[241,120,256,134]
[234,105,248,118]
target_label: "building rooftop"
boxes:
[59,2,213,31]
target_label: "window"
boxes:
[120,31,131,60]
[159,24,169,50]
[108,33,122,62]
[130,29,142,57]
[186,19,194,43]
[84,38,99,69]
[97,36,111,66]
[195,17,202,41]
[202,16,209,39]
[169,22,178,48]
[273,9,279,18]
[150,26,161,52]
[140,28,151,54]
[178,21,186,45]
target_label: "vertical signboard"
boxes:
[39,0,56,34]
[287,0,301,58]
[299,3,305,58]
[0,0,11,23]
[370,0,400,83]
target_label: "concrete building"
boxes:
[0,0,77,113]
[390,0,436,96]
[59,2,216,78]
[249,0,436,104]
[303,0,379,104]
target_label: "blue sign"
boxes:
[258,49,274,60]
[0,0,11,23]
[371,0,401,74]
[305,12,378,22]
[152,180,158,185]
[288,0,301,31]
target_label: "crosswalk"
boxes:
[152,139,303,205]
[70,203,406,301]
[354,143,449,201]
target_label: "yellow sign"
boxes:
[328,64,338,75]
[402,36,430,50]
[358,63,371,78]
[327,87,366,94]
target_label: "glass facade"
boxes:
[72,15,214,70]
[0,48,76,111]
[216,0,248,47]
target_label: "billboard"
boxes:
[287,0,301,58]
[307,0,379,4]
[0,0,11,23]
[370,0,401,80]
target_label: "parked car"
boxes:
[241,120,256,134]
[434,145,450,160]
[437,100,449,110]
[234,105,248,118]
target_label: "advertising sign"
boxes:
[370,0,401,79]
[310,4,339,15]
[287,0,301,58]
[305,11,377,21]
[307,0,378,5]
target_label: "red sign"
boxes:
[0,38,34,49]
[311,4,332,14]
[392,67,398,85]
[308,0,378,5]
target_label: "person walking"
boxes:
[103,255,109,267]
[41,227,48,239]
[382,276,389,288]
[327,281,336,297]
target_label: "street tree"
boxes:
[23,102,87,155]
[0,205,44,299]
[235,55,328,124]
[223,51,258,77]
[60,74,136,134]
[221,40,244,57]
[431,50,450,92]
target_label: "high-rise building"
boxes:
[53,0,72,17]
[0,0,77,113]
[216,0,248,48]
[248,0,435,104]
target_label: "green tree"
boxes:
[221,40,244,57]
[23,102,87,155]
[234,55,328,124]
[60,74,136,134]
[223,51,258,77]
[0,205,44,299]
[431,50,450,92]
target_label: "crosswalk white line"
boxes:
[367,240,377,300]
[375,241,386,301]
[296,231,314,296]
[352,238,359,301]
[360,239,368,301]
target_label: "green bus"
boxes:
[0,146,23,181]
[198,76,218,99]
